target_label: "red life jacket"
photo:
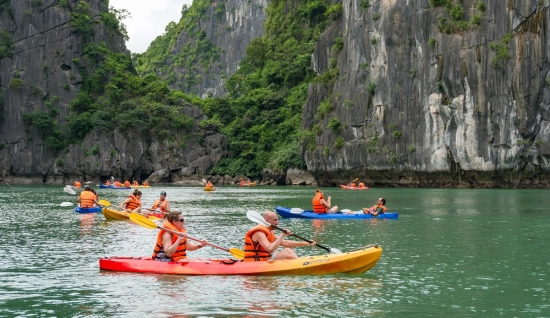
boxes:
[243,225,275,262]
[152,221,187,261]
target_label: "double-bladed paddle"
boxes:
[290,208,305,214]
[60,202,74,207]
[246,210,342,254]
[129,213,245,260]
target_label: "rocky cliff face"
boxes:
[303,0,550,188]
[152,0,267,98]
[0,0,227,183]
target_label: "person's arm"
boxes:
[119,198,130,209]
[165,202,171,212]
[162,232,185,257]
[252,231,289,253]
[376,207,384,214]
[281,240,315,248]
[322,197,332,208]
[186,239,207,251]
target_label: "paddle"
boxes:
[246,210,342,254]
[60,202,74,207]
[2,179,14,189]
[290,208,305,214]
[347,178,358,186]
[129,213,245,260]
[64,186,76,195]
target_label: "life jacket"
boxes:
[239,180,244,186]
[206,182,213,188]
[312,192,327,214]
[152,221,187,261]
[368,205,387,213]
[350,182,356,188]
[124,195,141,210]
[243,225,275,262]
[358,182,365,188]
[124,181,130,187]
[74,181,81,188]
[152,199,169,212]
[79,191,95,208]
[132,181,138,186]
[115,181,122,187]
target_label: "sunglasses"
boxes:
[175,218,185,223]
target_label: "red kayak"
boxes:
[340,185,369,190]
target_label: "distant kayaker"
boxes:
[74,181,81,188]
[312,189,338,214]
[120,189,142,212]
[77,186,98,208]
[206,181,215,190]
[143,180,149,186]
[345,198,387,215]
[243,211,315,262]
[358,182,366,188]
[150,191,170,213]
[152,212,207,262]
[124,180,131,188]
[132,180,139,186]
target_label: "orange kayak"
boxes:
[99,245,382,275]
[340,185,369,190]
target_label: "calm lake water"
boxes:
[0,185,548,317]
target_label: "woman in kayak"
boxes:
[243,211,315,262]
[119,189,142,212]
[152,212,207,262]
[345,198,387,215]
[312,189,338,214]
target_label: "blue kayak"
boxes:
[74,206,102,213]
[275,206,398,219]
[98,184,130,189]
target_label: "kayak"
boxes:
[275,206,398,219]
[204,186,215,191]
[340,185,369,190]
[99,244,382,275]
[102,208,161,220]
[130,185,150,188]
[239,181,257,186]
[74,206,102,213]
[99,184,130,189]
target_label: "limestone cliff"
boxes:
[0,0,227,183]
[137,0,267,98]
[303,0,550,188]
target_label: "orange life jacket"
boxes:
[350,182,356,188]
[358,182,365,188]
[124,195,141,210]
[152,199,169,212]
[243,225,275,262]
[115,181,122,187]
[124,181,130,187]
[152,221,187,261]
[79,190,95,208]
[74,181,81,188]
[312,192,327,214]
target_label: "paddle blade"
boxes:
[147,215,163,221]
[129,213,158,229]
[229,248,245,260]
[60,202,74,207]
[98,199,111,207]
[341,209,352,213]
[329,248,343,254]
[246,210,270,227]
[290,208,304,214]
[63,186,76,195]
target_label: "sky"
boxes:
[110,0,193,53]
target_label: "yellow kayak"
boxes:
[204,186,215,191]
[102,208,162,221]
[130,185,150,188]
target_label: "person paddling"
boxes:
[243,211,315,262]
[152,212,208,262]
[119,189,142,212]
[205,181,215,190]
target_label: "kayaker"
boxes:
[77,186,98,208]
[132,180,139,186]
[119,189,142,212]
[114,181,122,187]
[124,180,131,188]
[143,180,149,186]
[344,198,387,215]
[150,191,170,213]
[206,181,215,190]
[74,181,82,188]
[89,188,99,203]
[312,189,338,214]
[358,182,366,188]
[243,211,315,262]
[152,212,207,262]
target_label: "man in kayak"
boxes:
[77,186,98,208]
[312,189,338,214]
[243,211,315,262]
[152,212,207,262]
[205,181,215,190]
[149,191,170,213]
[344,198,387,215]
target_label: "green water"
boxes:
[0,185,548,317]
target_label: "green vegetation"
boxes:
[9,78,24,89]
[327,118,342,132]
[58,0,68,8]
[360,0,370,9]
[334,137,345,148]
[0,30,14,59]
[56,159,64,167]
[432,1,485,34]
[69,1,97,39]
[489,33,513,69]
[428,37,436,47]
[90,145,100,156]
[366,82,376,95]
[366,133,379,153]
[407,146,416,152]
[393,130,402,139]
